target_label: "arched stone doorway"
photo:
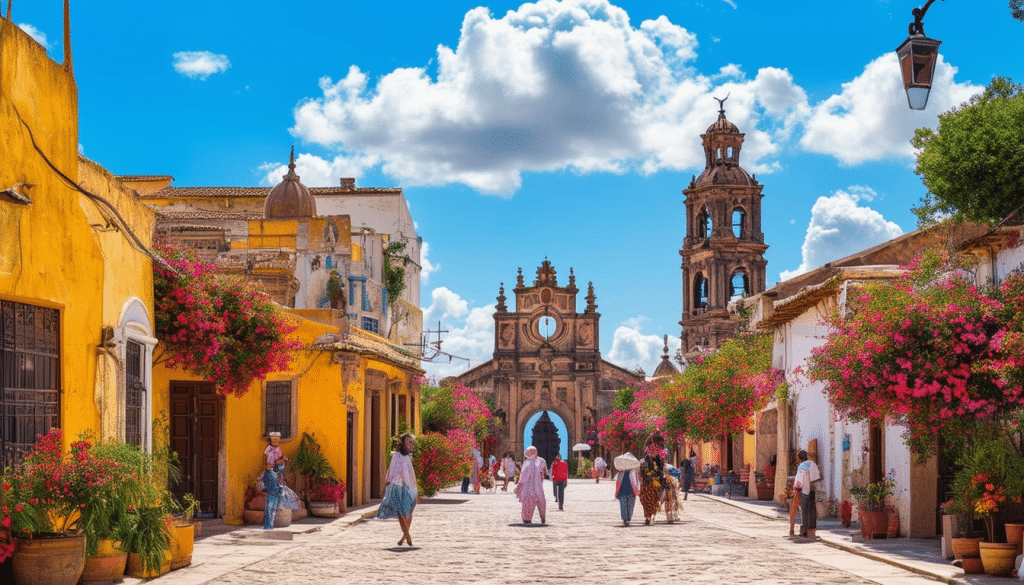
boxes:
[522,410,568,463]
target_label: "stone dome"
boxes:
[705,112,740,135]
[264,147,317,219]
[651,335,680,379]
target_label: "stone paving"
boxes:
[133,478,1000,585]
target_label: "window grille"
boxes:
[0,301,60,468]
[265,381,292,437]
[125,339,145,447]
[361,317,379,334]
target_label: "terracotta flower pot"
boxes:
[859,510,888,539]
[979,541,1017,576]
[242,507,292,526]
[308,501,341,517]
[80,539,128,585]
[951,537,984,560]
[12,533,86,585]
[961,557,984,574]
[1004,523,1024,555]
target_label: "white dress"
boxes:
[377,451,417,519]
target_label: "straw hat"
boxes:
[614,452,640,471]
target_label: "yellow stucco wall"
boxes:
[2,17,153,449]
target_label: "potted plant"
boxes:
[307,478,347,517]
[77,438,150,583]
[327,270,345,309]
[756,459,776,501]
[940,496,976,560]
[850,470,895,539]
[168,494,200,570]
[122,503,172,578]
[0,430,106,585]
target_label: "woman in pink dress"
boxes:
[513,446,547,524]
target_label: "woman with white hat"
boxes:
[614,452,641,526]
[262,432,287,530]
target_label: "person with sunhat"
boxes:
[261,432,287,530]
[614,452,641,526]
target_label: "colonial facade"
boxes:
[680,100,768,359]
[741,223,996,537]
[133,154,424,521]
[455,261,642,461]
[2,9,158,461]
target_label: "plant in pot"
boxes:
[168,493,200,570]
[950,437,1024,576]
[294,433,342,516]
[756,457,776,501]
[307,478,347,517]
[0,430,126,585]
[326,270,345,309]
[850,470,895,539]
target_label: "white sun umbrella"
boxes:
[572,443,592,452]
[614,452,641,471]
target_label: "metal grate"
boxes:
[125,339,144,447]
[1,301,60,468]
[265,381,291,437]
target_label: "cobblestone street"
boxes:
[160,479,948,585]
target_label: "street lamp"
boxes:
[895,0,943,110]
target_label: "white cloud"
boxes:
[720,0,738,9]
[290,0,808,196]
[800,53,982,165]
[607,319,679,375]
[420,241,438,284]
[17,23,49,48]
[172,51,231,80]
[779,186,904,281]
[420,289,495,379]
[260,151,381,187]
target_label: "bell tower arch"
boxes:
[680,98,769,358]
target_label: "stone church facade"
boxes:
[454,261,642,459]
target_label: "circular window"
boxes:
[537,316,557,339]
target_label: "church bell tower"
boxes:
[679,98,768,358]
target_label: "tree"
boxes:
[912,77,1024,226]
[1012,0,1024,22]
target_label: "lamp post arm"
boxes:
[909,0,943,36]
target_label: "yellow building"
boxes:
[1,9,158,462]
[146,153,423,522]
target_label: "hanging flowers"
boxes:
[153,243,301,397]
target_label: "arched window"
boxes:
[716,147,722,161]
[693,274,709,313]
[732,208,746,239]
[727,146,734,159]
[699,207,712,240]
[730,269,749,300]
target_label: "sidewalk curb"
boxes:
[697,493,972,584]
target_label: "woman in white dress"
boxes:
[377,433,418,546]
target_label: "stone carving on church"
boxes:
[576,322,593,346]
[499,323,514,348]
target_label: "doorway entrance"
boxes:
[170,381,222,516]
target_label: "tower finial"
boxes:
[714,92,730,116]
[7,0,12,20]
[283,146,300,181]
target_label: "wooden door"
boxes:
[170,382,221,516]
[346,410,355,508]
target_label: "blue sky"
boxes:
[15,0,1023,382]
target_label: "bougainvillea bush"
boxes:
[418,378,492,445]
[412,431,472,498]
[154,242,301,397]
[663,332,779,442]
[808,249,1024,457]
[597,381,666,455]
